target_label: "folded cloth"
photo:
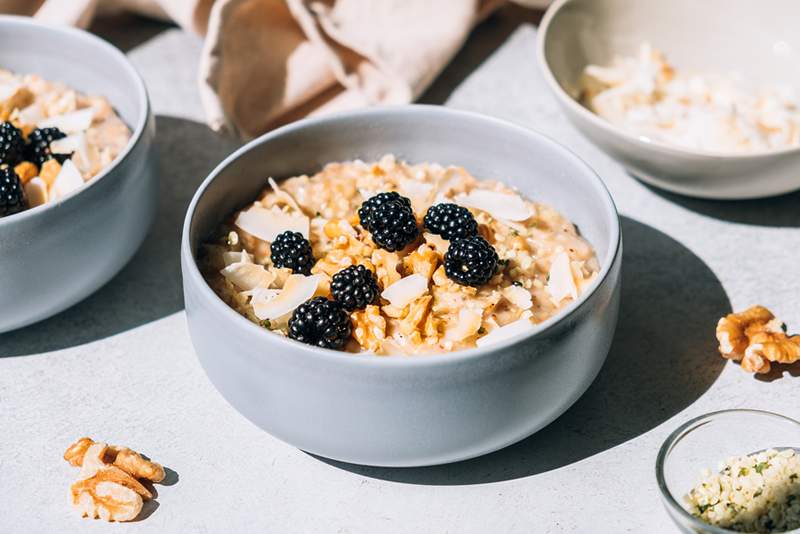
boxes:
[0,0,507,138]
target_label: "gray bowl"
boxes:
[181,105,622,467]
[0,16,156,333]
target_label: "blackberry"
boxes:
[25,127,70,167]
[358,192,419,251]
[0,122,25,166]
[0,167,27,217]
[331,265,380,311]
[423,203,478,241]
[270,231,315,275]
[444,235,498,287]
[288,297,352,350]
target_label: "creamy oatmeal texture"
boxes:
[0,67,131,212]
[202,155,599,355]
[580,43,800,154]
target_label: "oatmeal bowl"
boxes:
[538,0,800,199]
[181,105,621,467]
[0,16,156,332]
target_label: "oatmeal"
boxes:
[201,155,599,355]
[0,68,131,217]
[685,448,800,533]
[579,43,800,154]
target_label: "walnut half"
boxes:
[716,305,800,374]
[63,437,166,522]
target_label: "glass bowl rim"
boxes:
[655,409,800,534]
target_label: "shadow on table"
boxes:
[89,12,175,53]
[0,116,240,358]
[420,4,544,105]
[642,181,800,228]
[316,216,730,484]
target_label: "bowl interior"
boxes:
[0,16,143,130]
[543,0,800,101]
[188,106,618,275]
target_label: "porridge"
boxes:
[0,68,131,217]
[200,155,599,355]
[579,43,800,154]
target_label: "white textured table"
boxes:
[2,14,799,534]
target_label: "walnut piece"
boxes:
[716,305,800,374]
[351,305,386,353]
[63,438,166,522]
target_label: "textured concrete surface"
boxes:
[1,16,799,534]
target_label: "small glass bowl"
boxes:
[656,409,800,534]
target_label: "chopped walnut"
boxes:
[402,243,439,281]
[63,437,167,522]
[13,161,38,184]
[399,295,432,336]
[371,249,402,288]
[716,305,800,374]
[351,305,386,352]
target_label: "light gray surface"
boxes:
[182,105,621,467]
[0,21,798,534]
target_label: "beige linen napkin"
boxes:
[0,0,505,138]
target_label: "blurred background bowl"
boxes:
[182,105,621,467]
[537,0,800,199]
[0,16,156,333]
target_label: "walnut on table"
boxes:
[63,437,166,522]
[716,305,800,374]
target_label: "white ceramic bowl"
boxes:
[182,105,622,467]
[0,16,156,333]
[537,0,800,199]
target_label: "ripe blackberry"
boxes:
[358,192,419,251]
[423,203,478,241]
[0,167,27,217]
[270,231,315,275]
[25,127,70,167]
[331,265,380,311]
[288,297,352,349]
[0,122,25,166]
[444,235,499,287]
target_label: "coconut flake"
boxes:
[24,177,48,208]
[476,311,534,348]
[268,177,302,213]
[220,262,276,290]
[17,103,43,125]
[456,189,533,221]
[246,287,282,319]
[423,232,449,255]
[50,133,92,174]
[254,274,320,320]
[545,251,578,304]
[235,205,309,242]
[222,250,254,266]
[398,179,433,200]
[381,273,428,309]
[50,159,84,200]
[37,107,94,133]
[503,285,533,310]
[445,308,483,341]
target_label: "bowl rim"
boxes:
[537,0,800,161]
[655,408,800,534]
[0,14,150,228]
[181,104,621,368]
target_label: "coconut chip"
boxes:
[476,311,534,348]
[253,274,320,320]
[381,273,428,309]
[235,205,309,242]
[220,262,276,291]
[456,189,533,222]
[545,251,578,305]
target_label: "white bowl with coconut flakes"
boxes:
[0,16,155,332]
[538,0,800,199]
[182,105,621,467]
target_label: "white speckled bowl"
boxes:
[538,0,800,199]
[181,105,621,467]
[0,16,156,333]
